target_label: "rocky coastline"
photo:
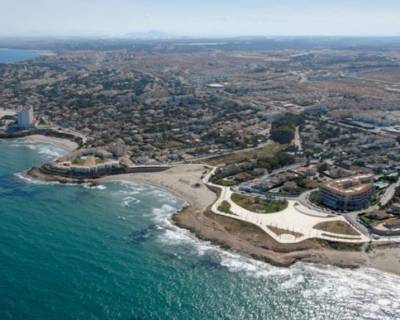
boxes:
[6,134,400,275]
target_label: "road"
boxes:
[238,161,307,192]
[380,179,400,207]
[293,126,302,152]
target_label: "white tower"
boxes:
[17,106,35,129]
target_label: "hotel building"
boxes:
[318,174,374,212]
[16,106,35,129]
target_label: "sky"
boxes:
[1,0,400,37]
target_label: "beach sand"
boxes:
[22,141,400,276]
[100,163,400,275]
[99,164,216,210]
[21,134,79,152]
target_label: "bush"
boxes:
[218,201,232,214]
[231,193,287,214]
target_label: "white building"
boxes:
[17,106,35,129]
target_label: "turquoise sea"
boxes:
[0,139,400,320]
[0,49,40,64]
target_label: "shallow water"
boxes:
[0,139,399,320]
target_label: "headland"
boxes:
[2,125,400,275]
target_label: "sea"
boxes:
[0,50,399,319]
[1,138,400,320]
[0,48,41,64]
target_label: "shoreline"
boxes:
[173,206,400,275]
[20,134,79,152]
[98,164,216,210]
[97,165,400,275]
[6,136,400,275]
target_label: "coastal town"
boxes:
[2,40,400,271]
[3,0,400,317]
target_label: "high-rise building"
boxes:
[17,106,35,129]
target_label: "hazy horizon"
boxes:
[1,0,400,38]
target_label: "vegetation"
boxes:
[360,215,372,225]
[95,158,106,164]
[314,221,360,236]
[209,144,296,186]
[205,143,281,166]
[218,201,232,214]
[215,178,236,187]
[270,113,300,144]
[268,226,303,238]
[231,193,288,214]
[71,158,86,165]
[309,191,320,205]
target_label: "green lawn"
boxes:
[231,193,288,214]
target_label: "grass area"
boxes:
[359,211,390,227]
[268,226,303,238]
[215,178,236,187]
[218,201,232,214]
[314,221,360,236]
[231,193,288,214]
[309,190,320,205]
[205,142,281,166]
[360,215,372,225]
[71,158,86,165]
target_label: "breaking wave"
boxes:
[143,186,400,319]
[10,142,65,160]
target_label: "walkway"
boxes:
[203,168,369,244]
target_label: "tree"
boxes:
[270,125,295,144]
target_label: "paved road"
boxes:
[344,212,371,237]
[239,161,307,190]
[380,179,400,207]
[293,126,302,152]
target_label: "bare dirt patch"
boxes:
[314,221,360,236]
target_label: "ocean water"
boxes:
[0,138,399,320]
[0,49,40,64]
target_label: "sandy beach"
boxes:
[14,136,400,276]
[99,163,400,275]
[21,134,79,152]
[99,164,217,210]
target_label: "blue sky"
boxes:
[1,0,400,37]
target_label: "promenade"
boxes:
[203,168,370,244]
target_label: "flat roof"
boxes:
[321,174,374,196]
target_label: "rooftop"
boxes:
[321,174,374,196]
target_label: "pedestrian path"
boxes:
[203,167,369,244]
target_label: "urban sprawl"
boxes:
[2,38,400,247]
